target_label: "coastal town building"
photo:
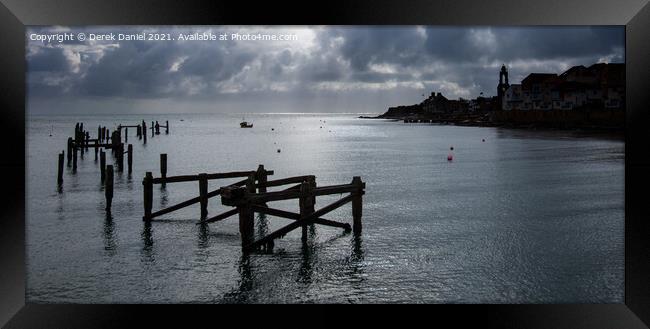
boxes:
[502,63,624,111]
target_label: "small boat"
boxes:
[240,120,253,128]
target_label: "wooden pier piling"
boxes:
[72,146,78,171]
[117,143,124,172]
[299,180,315,240]
[256,165,267,194]
[125,127,128,143]
[57,151,64,185]
[127,144,133,174]
[67,137,72,164]
[352,176,363,235]
[239,176,256,249]
[143,172,153,220]
[166,120,169,134]
[105,165,114,212]
[198,173,208,219]
[160,154,167,187]
[100,150,106,182]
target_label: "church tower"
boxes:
[497,64,510,109]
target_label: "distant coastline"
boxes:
[360,108,624,133]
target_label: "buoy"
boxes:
[450,146,454,151]
[447,153,453,161]
[277,149,281,153]
[320,126,322,129]
[482,139,485,142]
[271,128,274,131]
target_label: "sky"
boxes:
[26,26,624,115]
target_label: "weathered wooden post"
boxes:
[72,145,78,171]
[309,176,316,209]
[127,144,133,174]
[160,154,167,187]
[142,121,147,143]
[85,131,90,150]
[100,150,106,182]
[300,180,315,241]
[198,173,208,219]
[166,120,169,134]
[94,140,98,160]
[151,121,154,137]
[137,125,142,139]
[352,176,363,235]
[240,183,255,249]
[117,143,124,172]
[106,129,110,143]
[57,151,64,186]
[105,165,114,212]
[80,132,85,155]
[125,127,128,143]
[143,172,153,221]
[256,165,267,194]
[67,137,72,164]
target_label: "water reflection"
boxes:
[141,221,155,263]
[220,254,254,303]
[103,212,117,256]
[256,213,268,239]
[298,227,318,284]
[159,187,168,208]
[197,222,209,249]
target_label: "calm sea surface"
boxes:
[26,113,624,303]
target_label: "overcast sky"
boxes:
[27,26,624,115]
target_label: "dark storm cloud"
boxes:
[26,26,624,113]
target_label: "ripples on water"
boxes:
[26,114,624,303]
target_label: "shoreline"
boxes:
[358,114,624,136]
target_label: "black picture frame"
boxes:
[1,0,649,327]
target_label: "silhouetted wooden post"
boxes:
[143,122,147,144]
[105,165,114,212]
[106,129,110,143]
[125,127,128,143]
[198,173,208,219]
[100,150,106,182]
[85,131,90,150]
[300,180,315,241]
[165,120,169,134]
[309,176,316,209]
[239,181,255,249]
[127,144,133,174]
[256,165,267,194]
[72,146,78,171]
[352,176,363,235]
[67,137,72,164]
[160,154,167,187]
[117,143,124,172]
[137,125,142,139]
[143,172,153,221]
[151,121,154,137]
[57,151,64,186]
[94,140,98,160]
